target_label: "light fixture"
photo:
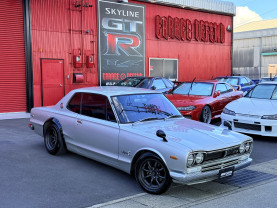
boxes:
[226,25,232,32]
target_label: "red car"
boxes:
[166,80,243,123]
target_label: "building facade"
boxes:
[0,0,235,114]
[233,19,277,79]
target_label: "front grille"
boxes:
[234,122,261,131]
[201,159,239,172]
[236,113,261,119]
[204,146,240,162]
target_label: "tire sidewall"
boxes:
[200,105,211,124]
[135,153,172,195]
[44,123,66,155]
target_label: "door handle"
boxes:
[60,84,63,87]
[77,120,82,124]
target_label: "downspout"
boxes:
[23,0,34,112]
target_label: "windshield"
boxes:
[245,84,277,99]
[115,77,149,88]
[112,94,181,123]
[215,77,239,85]
[172,82,214,96]
[260,78,271,82]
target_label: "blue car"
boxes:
[215,76,256,92]
[115,76,174,93]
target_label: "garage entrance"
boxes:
[41,59,64,106]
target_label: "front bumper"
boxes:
[170,157,252,185]
[221,113,277,137]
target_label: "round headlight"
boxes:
[187,154,195,166]
[239,143,245,153]
[245,142,250,152]
[195,153,204,164]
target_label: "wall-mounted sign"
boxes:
[98,0,145,86]
[155,15,225,44]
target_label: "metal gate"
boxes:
[0,0,26,113]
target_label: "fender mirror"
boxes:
[213,91,221,98]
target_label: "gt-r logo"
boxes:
[102,18,143,57]
[105,32,142,56]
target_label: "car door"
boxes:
[73,93,119,166]
[240,77,250,92]
[151,78,168,93]
[214,83,229,114]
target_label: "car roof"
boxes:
[259,81,277,84]
[71,86,161,96]
[183,80,219,84]
[216,76,243,78]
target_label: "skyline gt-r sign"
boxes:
[98,0,145,86]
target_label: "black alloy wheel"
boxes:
[200,105,212,124]
[135,153,172,194]
[44,123,66,155]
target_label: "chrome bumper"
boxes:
[170,158,252,185]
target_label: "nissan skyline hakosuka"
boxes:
[29,87,252,194]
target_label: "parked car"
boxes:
[221,81,277,137]
[114,76,174,93]
[29,86,252,194]
[166,80,243,123]
[259,77,272,83]
[215,76,256,92]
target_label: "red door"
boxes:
[41,59,64,106]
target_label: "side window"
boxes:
[81,93,116,122]
[152,79,166,90]
[163,78,174,88]
[225,84,234,92]
[67,93,82,113]
[215,83,227,94]
[241,78,249,86]
[246,77,253,85]
[107,100,116,122]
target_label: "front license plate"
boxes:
[218,167,234,179]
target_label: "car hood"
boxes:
[226,97,277,115]
[166,94,207,106]
[127,118,248,151]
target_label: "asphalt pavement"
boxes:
[0,118,277,208]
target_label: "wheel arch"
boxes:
[130,148,167,176]
[43,117,63,137]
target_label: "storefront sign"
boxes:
[98,0,145,86]
[155,15,225,44]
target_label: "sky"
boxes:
[223,0,277,27]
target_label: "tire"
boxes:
[44,123,66,155]
[135,153,172,195]
[200,105,212,124]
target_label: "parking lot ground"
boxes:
[90,159,277,208]
[1,118,277,208]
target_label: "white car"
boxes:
[221,81,277,136]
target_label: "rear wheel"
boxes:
[200,105,212,124]
[44,123,66,155]
[135,153,172,194]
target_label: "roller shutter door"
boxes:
[0,0,26,113]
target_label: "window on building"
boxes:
[149,58,178,80]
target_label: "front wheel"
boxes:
[135,153,172,194]
[44,123,66,155]
[200,105,212,124]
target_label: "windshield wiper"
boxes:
[132,117,163,125]
[166,115,183,119]
[188,77,196,95]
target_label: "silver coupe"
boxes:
[29,86,253,194]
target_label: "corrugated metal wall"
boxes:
[132,0,233,81]
[31,0,98,107]
[233,30,277,79]
[0,0,26,113]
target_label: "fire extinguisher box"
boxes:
[86,55,94,68]
[73,55,82,68]
[73,73,84,83]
